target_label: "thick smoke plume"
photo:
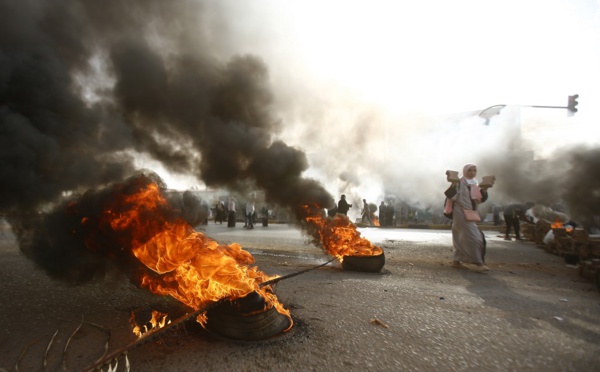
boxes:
[1,1,332,213]
[478,144,600,229]
[1,0,333,281]
[17,172,168,284]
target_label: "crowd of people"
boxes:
[334,195,397,226]
[178,162,583,278]
[198,188,543,242]
[182,161,582,278]
[204,192,413,229]
[201,194,270,229]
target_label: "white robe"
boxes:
[451,182,485,264]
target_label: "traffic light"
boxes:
[567,94,579,113]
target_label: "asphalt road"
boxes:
[1,220,599,371]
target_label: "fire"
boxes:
[94,182,291,334]
[130,310,171,338]
[551,219,573,233]
[372,216,380,227]
[302,204,383,261]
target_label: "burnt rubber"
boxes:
[342,252,385,272]
[205,291,291,341]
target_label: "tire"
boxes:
[342,252,385,272]
[205,291,292,340]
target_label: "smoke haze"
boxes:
[1,0,599,250]
[1,0,332,214]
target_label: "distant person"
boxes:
[492,205,501,226]
[337,195,352,216]
[385,203,395,226]
[201,199,209,225]
[503,202,534,241]
[379,201,387,226]
[245,199,256,229]
[361,199,372,225]
[261,206,269,227]
[215,200,226,224]
[227,196,237,228]
[445,163,490,271]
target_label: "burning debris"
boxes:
[0,0,385,345]
[301,204,385,272]
[130,310,171,339]
[341,253,386,272]
[17,172,292,339]
[480,145,600,233]
[204,291,291,341]
[522,212,600,289]
[6,170,381,368]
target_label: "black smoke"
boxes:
[554,146,600,229]
[1,0,333,282]
[478,144,600,230]
[16,172,168,284]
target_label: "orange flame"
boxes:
[99,182,291,333]
[130,310,171,338]
[372,215,380,227]
[302,204,383,261]
[551,219,573,233]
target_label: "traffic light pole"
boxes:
[479,94,579,123]
[528,105,570,109]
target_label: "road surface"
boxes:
[1,221,599,371]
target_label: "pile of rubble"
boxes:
[522,221,600,289]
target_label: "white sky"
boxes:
[226,0,599,115]
[166,0,600,206]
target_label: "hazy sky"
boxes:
[158,0,599,209]
[222,0,599,115]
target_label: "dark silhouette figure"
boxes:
[379,201,387,226]
[361,199,372,225]
[337,195,352,216]
[215,200,226,224]
[385,203,395,226]
[503,202,534,240]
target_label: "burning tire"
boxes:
[342,252,385,272]
[205,291,291,341]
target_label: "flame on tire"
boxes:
[94,181,291,336]
[301,204,383,261]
